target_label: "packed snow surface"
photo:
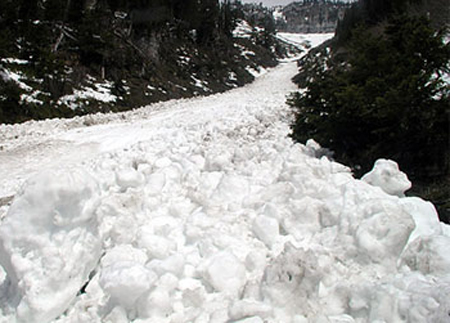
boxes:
[0,34,450,323]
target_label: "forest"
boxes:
[0,0,283,124]
[290,0,450,221]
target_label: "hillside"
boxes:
[0,1,299,124]
[289,0,450,221]
[275,0,351,33]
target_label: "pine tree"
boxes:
[290,15,450,178]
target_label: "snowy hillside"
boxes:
[0,34,450,323]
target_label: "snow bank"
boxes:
[0,169,102,323]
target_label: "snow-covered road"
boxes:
[1,34,450,323]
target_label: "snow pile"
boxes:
[0,34,449,323]
[0,169,101,323]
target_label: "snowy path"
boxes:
[0,60,298,200]
[1,34,450,323]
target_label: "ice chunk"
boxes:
[0,168,101,323]
[361,159,411,196]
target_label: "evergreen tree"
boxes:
[290,15,450,178]
[197,0,220,45]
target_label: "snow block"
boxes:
[355,200,415,265]
[0,168,101,323]
[229,299,272,321]
[99,261,157,309]
[361,159,411,196]
[202,251,246,296]
[401,235,450,276]
[400,197,442,244]
[262,243,322,313]
[115,168,145,190]
[252,215,279,247]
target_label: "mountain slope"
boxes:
[0,34,449,323]
[0,1,297,124]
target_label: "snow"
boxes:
[0,69,32,91]
[233,20,253,39]
[0,168,101,323]
[245,66,268,78]
[277,32,334,51]
[0,58,29,65]
[273,7,286,22]
[58,79,117,110]
[0,33,450,323]
[362,159,412,197]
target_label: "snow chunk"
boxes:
[401,235,450,276]
[401,197,442,244]
[115,168,145,190]
[100,261,157,309]
[229,299,272,320]
[0,168,101,323]
[252,215,279,247]
[101,245,148,268]
[202,251,246,296]
[234,317,264,323]
[136,226,177,260]
[233,20,253,39]
[362,159,411,196]
[355,200,415,265]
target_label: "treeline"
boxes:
[335,0,449,43]
[1,0,283,124]
[0,0,240,52]
[289,0,450,209]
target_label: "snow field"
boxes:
[0,34,449,322]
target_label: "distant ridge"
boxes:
[275,0,351,33]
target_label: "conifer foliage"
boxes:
[0,0,257,124]
[290,14,450,179]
